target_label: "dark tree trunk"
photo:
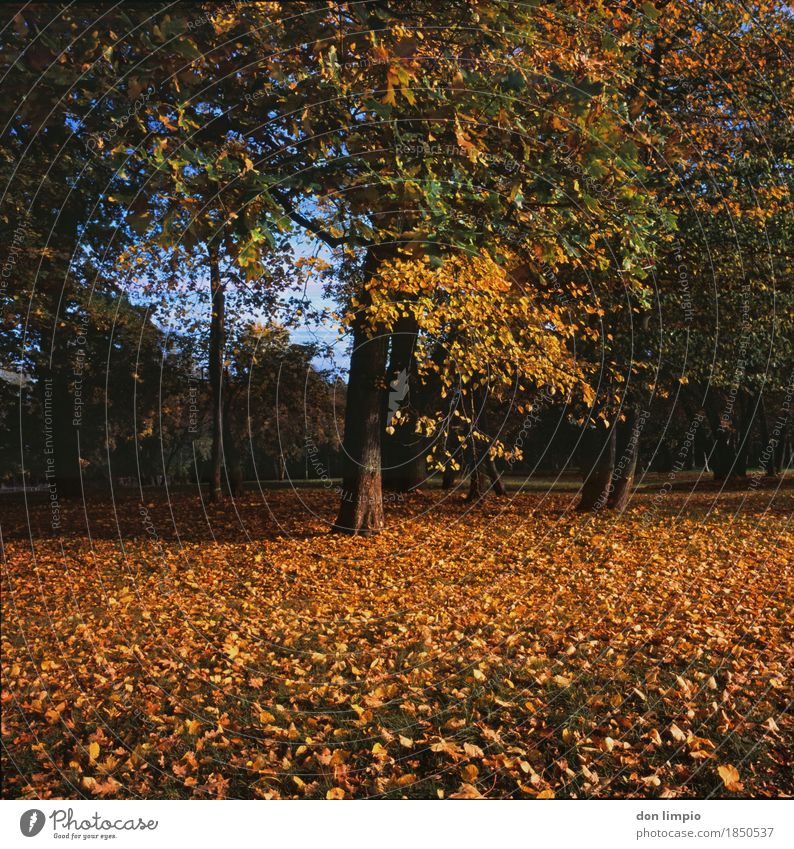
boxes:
[466,453,490,502]
[758,396,776,477]
[733,393,756,478]
[207,244,225,502]
[712,428,735,480]
[694,413,712,472]
[222,383,244,497]
[577,423,616,512]
[42,368,83,500]
[465,390,490,502]
[38,281,83,500]
[486,455,506,495]
[778,431,792,472]
[382,314,424,491]
[679,397,698,471]
[608,407,640,511]
[333,251,389,535]
[442,465,457,490]
[713,392,756,480]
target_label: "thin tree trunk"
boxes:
[382,313,423,491]
[442,465,456,489]
[208,243,225,502]
[486,455,506,495]
[608,407,640,511]
[333,250,388,535]
[577,423,616,512]
[712,427,735,480]
[466,391,489,502]
[38,280,83,499]
[778,431,792,472]
[466,446,489,502]
[733,392,755,478]
[758,396,776,476]
[222,382,244,497]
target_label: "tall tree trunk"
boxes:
[222,382,244,497]
[734,392,757,477]
[38,280,83,500]
[758,396,776,477]
[466,446,490,502]
[577,423,616,512]
[466,391,489,502]
[778,430,792,473]
[208,243,225,502]
[382,314,424,491]
[712,426,735,480]
[608,407,640,511]
[486,455,506,495]
[695,412,712,472]
[333,250,388,535]
[713,392,755,480]
[41,366,83,500]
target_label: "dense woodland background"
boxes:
[2,1,791,528]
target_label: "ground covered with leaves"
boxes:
[2,487,791,799]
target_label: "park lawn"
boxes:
[1,487,791,799]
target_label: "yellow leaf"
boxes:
[382,80,397,106]
[88,742,100,762]
[326,787,345,800]
[450,783,483,799]
[462,764,479,781]
[670,723,686,742]
[717,764,740,789]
